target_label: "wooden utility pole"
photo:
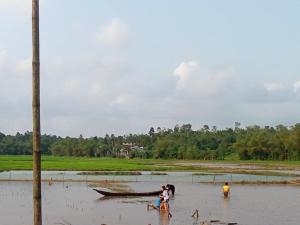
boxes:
[32,0,42,225]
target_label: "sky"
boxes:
[0,0,300,137]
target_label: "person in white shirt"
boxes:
[159,185,170,212]
[161,185,169,202]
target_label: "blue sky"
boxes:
[0,0,300,137]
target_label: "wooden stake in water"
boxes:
[32,0,42,225]
[191,209,199,218]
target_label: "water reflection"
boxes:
[223,196,230,205]
[159,212,169,225]
[1,181,300,225]
[96,196,131,201]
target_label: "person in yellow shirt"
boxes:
[223,182,230,197]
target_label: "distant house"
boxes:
[118,143,144,158]
[131,145,144,150]
[118,148,129,158]
[122,143,133,149]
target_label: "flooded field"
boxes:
[1,174,300,225]
[0,170,297,183]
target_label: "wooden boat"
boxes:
[93,188,162,197]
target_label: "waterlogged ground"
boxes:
[0,179,300,225]
[0,170,296,182]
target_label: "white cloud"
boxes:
[15,58,31,76]
[0,0,46,15]
[0,49,7,67]
[1,53,300,137]
[173,61,199,90]
[264,82,285,92]
[89,82,103,98]
[173,60,233,96]
[96,18,129,47]
[0,0,31,15]
[62,77,82,95]
[0,0,29,8]
[112,95,130,105]
[293,81,300,93]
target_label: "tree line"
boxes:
[0,123,300,160]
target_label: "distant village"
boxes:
[118,143,144,158]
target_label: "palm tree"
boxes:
[32,0,42,224]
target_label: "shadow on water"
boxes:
[95,195,143,201]
[223,196,230,206]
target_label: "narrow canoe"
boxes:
[93,188,162,197]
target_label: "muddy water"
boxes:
[0,170,295,182]
[175,162,265,169]
[0,180,300,225]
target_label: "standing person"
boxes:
[223,182,230,197]
[160,186,169,212]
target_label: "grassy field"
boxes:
[0,155,300,172]
[0,155,169,171]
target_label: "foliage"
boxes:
[1,123,300,160]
